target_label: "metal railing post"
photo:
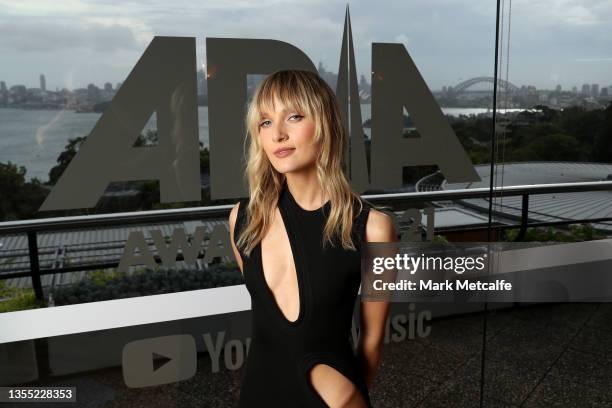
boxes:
[514,194,530,241]
[27,230,43,300]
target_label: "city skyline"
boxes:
[2,71,611,95]
[1,1,612,91]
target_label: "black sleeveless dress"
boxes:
[233,182,373,408]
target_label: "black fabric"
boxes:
[233,181,373,407]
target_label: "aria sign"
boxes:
[38,8,479,212]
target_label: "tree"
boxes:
[0,161,47,221]
[48,136,87,185]
[594,102,612,163]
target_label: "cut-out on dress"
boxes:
[233,181,373,407]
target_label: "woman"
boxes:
[229,69,397,407]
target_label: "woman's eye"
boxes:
[289,114,303,121]
[260,120,271,128]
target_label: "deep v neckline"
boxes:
[256,184,308,327]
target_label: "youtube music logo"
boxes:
[122,334,197,388]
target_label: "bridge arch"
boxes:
[451,77,519,93]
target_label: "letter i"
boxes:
[384,315,391,344]
[408,303,416,339]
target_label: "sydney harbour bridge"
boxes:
[359,77,521,101]
[446,76,519,94]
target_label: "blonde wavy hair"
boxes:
[235,69,367,257]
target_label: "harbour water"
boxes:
[0,105,514,182]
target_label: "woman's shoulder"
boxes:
[234,197,250,211]
[229,197,250,233]
[358,199,397,243]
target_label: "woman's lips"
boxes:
[274,148,295,158]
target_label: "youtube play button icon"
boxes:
[122,334,197,387]
[152,352,172,371]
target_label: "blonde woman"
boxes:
[229,70,396,407]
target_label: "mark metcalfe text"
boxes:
[369,253,513,292]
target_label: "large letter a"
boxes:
[39,36,201,211]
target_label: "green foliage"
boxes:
[0,281,45,313]
[88,269,118,286]
[0,280,8,298]
[509,128,590,161]
[48,136,87,184]
[448,102,612,164]
[50,264,244,306]
[449,115,494,164]
[431,234,449,243]
[133,129,158,147]
[594,103,612,162]
[504,223,606,242]
[0,161,47,221]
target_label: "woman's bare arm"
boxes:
[356,208,398,390]
[228,202,244,275]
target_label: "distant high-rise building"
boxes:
[10,85,27,102]
[555,84,562,93]
[572,86,578,94]
[246,74,266,93]
[39,74,46,92]
[0,81,6,106]
[10,84,26,94]
[317,61,325,74]
[591,84,599,97]
[601,87,609,97]
[582,84,590,95]
[104,82,113,92]
[87,83,100,102]
[358,74,370,94]
[316,61,337,90]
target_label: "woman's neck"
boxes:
[285,173,328,211]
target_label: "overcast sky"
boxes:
[0,0,611,91]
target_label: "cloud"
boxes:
[0,19,142,52]
[574,57,612,62]
[512,0,612,27]
[0,0,89,16]
[0,0,611,90]
[394,34,411,46]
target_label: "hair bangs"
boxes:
[254,74,315,120]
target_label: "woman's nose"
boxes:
[273,122,288,142]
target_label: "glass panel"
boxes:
[0,1,515,406]
[484,1,612,407]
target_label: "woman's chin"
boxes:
[271,159,317,175]
[272,163,300,174]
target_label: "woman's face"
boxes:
[258,96,319,175]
